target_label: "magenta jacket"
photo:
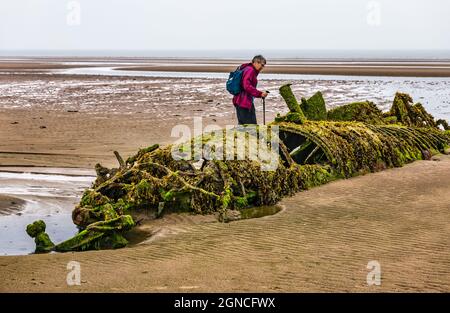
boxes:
[232,63,263,109]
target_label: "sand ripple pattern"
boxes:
[1,155,449,291]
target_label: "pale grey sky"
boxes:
[0,0,449,54]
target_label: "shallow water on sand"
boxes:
[0,165,285,255]
[1,67,449,121]
[0,167,95,255]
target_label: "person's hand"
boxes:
[261,91,268,98]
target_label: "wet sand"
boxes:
[0,62,90,71]
[0,195,25,215]
[120,63,450,77]
[1,155,450,292]
[0,107,196,168]
[2,57,450,76]
[0,167,95,255]
[1,70,450,169]
[0,59,450,291]
[0,73,239,168]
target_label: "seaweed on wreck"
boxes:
[26,83,450,253]
[388,92,437,128]
[327,101,385,124]
[300,91,327,121]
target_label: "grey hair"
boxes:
[252,55,266,64]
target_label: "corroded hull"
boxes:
[26,86,450,252]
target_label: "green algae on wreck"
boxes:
[327,101,385,124]
[279,83,306,123]
[388,92,436,128]
[26,220,55,253]
[25,84,450,253]
[300,91,327,121]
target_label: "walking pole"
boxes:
[262,91,270,125]
[262,97,266,125]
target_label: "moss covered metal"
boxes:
[387,92,436,127]
[26,84,450,253]
[300,91,327,121]
[279,84,307,123]
[275,120,448,177]
[327,101,385,124]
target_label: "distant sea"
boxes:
[1,49,450,60]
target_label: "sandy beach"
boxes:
[1,58,450,291]
[2,57,450,76]
[118,59,450,77]
[0,195,24,214]
[1,59,450,169]
[1,154,450,292]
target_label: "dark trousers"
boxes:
[235,101,257,125]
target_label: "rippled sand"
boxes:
[1,60,449,291]
[1,155,450,292]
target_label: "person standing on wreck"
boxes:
[233,55,268,125]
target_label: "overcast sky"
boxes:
[0,0,449,53]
